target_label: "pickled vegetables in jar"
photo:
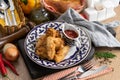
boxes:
[29,7,55,25]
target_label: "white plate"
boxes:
[24,21,91,69]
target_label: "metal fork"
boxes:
[58,61,94,80]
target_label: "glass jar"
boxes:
[29,0,55,25]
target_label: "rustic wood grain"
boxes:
[93,5,120,80]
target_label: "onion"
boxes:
[3,43,19,61]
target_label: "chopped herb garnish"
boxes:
[95,52,116,59]
[94,52,116,64]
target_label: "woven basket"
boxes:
[0,0,25,35]
[0,0,35,48]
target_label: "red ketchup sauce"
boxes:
[65,30,78,38]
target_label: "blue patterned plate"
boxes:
[24,21,91,69]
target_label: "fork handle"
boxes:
[58,71,76,80]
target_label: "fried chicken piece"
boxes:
[55,30,61,38]
[35,28,70,63]
[46,28,61,37]
[54,45,70,63]
[46,36,56,60]
[35,35,48,59]
[35,34,47,48]
[35,46,48,59]
[46,28,56,37]
[54,37,65,51]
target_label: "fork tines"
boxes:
[82,61,95,71]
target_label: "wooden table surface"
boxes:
[0,5,120,80]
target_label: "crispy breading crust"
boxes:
[35,28,70,62]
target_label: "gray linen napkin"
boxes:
[56,8,120,47]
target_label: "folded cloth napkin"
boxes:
[56,8,120,47]
[41,65,113,80]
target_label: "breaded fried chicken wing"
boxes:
[35,28,70,63]
[54,38,64,51]
[54,46,70,63]
[35,34,47,48]
[46,28,61,37]
[46,37,56,60]
[36,46,48,59]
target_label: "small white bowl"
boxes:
[62,23,81,47]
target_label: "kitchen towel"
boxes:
[56,8,120,47]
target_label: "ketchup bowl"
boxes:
[62,23,81,47]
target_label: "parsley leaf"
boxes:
[95,52,116,59]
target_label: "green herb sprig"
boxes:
[95,52,116,59]
[94,52,116,64]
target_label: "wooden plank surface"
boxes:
[93,5,120,80]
